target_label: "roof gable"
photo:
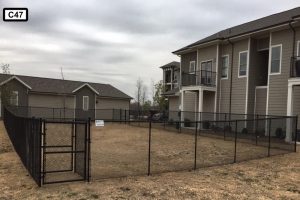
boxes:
[72,83,100,95]
[0,75,32,89]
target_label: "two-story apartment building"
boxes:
[161,7,300,141]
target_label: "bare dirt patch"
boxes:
[0,121,300,199]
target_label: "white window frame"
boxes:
[10,91,19,106]
[238,51,248,78]
[189,61,195,74]
[269,44,282,75]
[221,55,229,80]
[82,96,89,111]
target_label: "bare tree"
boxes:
[142,85,147,106]
[60,67,66,118]
[1,63,12,107]
[135,77,143,112]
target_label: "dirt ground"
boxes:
[0,122,300,199]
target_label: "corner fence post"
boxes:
[268,118,271,157]
[194,121,198,170]
[38,118,43,187]
[147,120,152,176]
[295,116,298,152]
[234,120,237,163]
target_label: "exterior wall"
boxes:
[230,39,249,115]
[181,51,197,73]
[1,79,29,107]
[95,97,130,120]
[293,85,300,126]
[197,45,217,72]
[183,91,197,121]
[268,29,293,116]
[75,86,96,119]
[28,93,75,118]
[219,44,232,113]
[255,88,267,115]
[202,91,215,113]
[168,96,179,120]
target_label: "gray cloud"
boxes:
[0,0,299,97]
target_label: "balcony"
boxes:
[290,56,300,77]
[182,70,216,87]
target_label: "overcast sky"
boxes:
[0,0,299,98]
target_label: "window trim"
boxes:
[269,44,282,75]
[10,91,19,106]
[221,55,229,80]
[82,96,89,111]
[238,51,249,78]
[189,61,196,74]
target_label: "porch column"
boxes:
[198,89,203,122]
[286,84,293,142]
[181,90,185,123]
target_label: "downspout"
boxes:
[227,38,234,121]
[289,20,296,77]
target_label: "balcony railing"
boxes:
[290,56,300,77]
[182,70,216,87]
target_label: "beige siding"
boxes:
[293,86,300,126]
[231,39,249,114]
[28,94,75,118]
[181,51,197,73]
[197,45,217,72]
[268,29,293,116]
[28,94,75,108]
[95,98,129,119]
[219,44,232,113]
[255,88,267,115]
[168,96,179,120]
[183,91,197,121]
[202,91,215,113]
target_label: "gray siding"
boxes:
[183,91,197,121]
[268,29,293,116]
[168,96,179,120]
[218,44,232,113]
[202,91,215,113]
[95,98,129,120]
[1,79,29,107]
[181,51,197,73]
[75,86,96,119]
[197,45,217,72]
[255,88,267,115]
[293,86,300,126]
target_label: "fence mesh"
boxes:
[3,107,42,186]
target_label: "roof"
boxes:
[160,61,180,69]
[0,73,132,99]
[173,7,300,54]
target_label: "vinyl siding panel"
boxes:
[168,96,179,120]
[181,51,197,73]
[231,39,248,114]
[95,98,129,120]
[255,88,267,115]
[268,29,293,116]
[219,44,232,113]
[197,45,217,72]
[183,91,197,121]
[293,86,300,126]
[202,91,215,113]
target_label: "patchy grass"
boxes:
[0,122,300,199]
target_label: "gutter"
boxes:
[289,21,296,57]
[227,38,234,121]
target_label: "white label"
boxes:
[95,120,104,127]
[3,8,28,21]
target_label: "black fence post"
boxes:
[147,120,152,176]
[38,118,43,187]
[294,116,298,152]
[255,115,258,146]
[268,118,271,157]
[87,117,91,182]
[194,121,198,170]
[234,120,237,163]
[42,119,46,185]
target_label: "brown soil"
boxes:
[0,122,300,199]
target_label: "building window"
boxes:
[221,55,229,78]
[270,45,282,74]
[189,61,195,73]
[239,51,248,77]
[10,91,18,106]
[83,96,89,111]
